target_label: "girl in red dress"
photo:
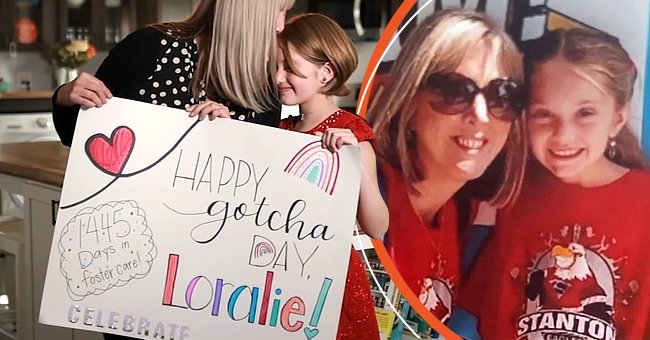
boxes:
[276,13,389,340]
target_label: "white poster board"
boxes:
[39,98,361,340]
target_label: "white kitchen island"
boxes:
[0,142,101,340]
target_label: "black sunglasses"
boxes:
[421,72,524,122]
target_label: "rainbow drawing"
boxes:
[284,141,340,195]
[254,241,275,259]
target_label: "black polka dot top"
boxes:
[53,27,281,148]
[136,31,203,109]
[135,30,280,125]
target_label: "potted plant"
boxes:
[46,39,96,86]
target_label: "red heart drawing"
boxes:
[85,126,135,176]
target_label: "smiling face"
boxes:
[527,59,627,185]
[412,39,513,182]
[275,43,327,106]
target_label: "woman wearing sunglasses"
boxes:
[367,9,526,323]
[457,28,650,339]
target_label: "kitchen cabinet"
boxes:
[159,0,200,23]
[0,0,158,52]
[23,182,102,340]
[22,182,69,340]
[0,0,56,51]
[56,0,158,51]
[0,142,103,340]
[291,0,403,42]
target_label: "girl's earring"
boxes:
[406,127,416,146]
[607,137,617,159]
[321,77,328,84]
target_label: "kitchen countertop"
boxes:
[0,90,53,100]
[0,94,53,113]
[0,141,68,187]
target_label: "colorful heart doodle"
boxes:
[85,126,135,176]
[303,327,319,340]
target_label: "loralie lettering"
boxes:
[162,254,333,334]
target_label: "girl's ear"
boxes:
[319,62,335,85]
[610,103,630,138]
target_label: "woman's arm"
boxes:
[51,84,82,147]
[52,73,112,146]
[52,51,125,146]
[52,27,159,146]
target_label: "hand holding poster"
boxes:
[39,98,362,340]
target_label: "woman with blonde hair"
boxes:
[52,2,294,339]
[367,9,527,323]
[53,0,294,146]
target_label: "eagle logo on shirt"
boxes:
[419,277,452,323]
[526,243,612,322]
[517,225,618,340]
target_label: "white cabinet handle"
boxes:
[51,200,59,226]
[353,0,365,37]
[36,117,51,128]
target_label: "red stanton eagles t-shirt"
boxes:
[459,164,650,339]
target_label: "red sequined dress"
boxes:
[279,109,380,340]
